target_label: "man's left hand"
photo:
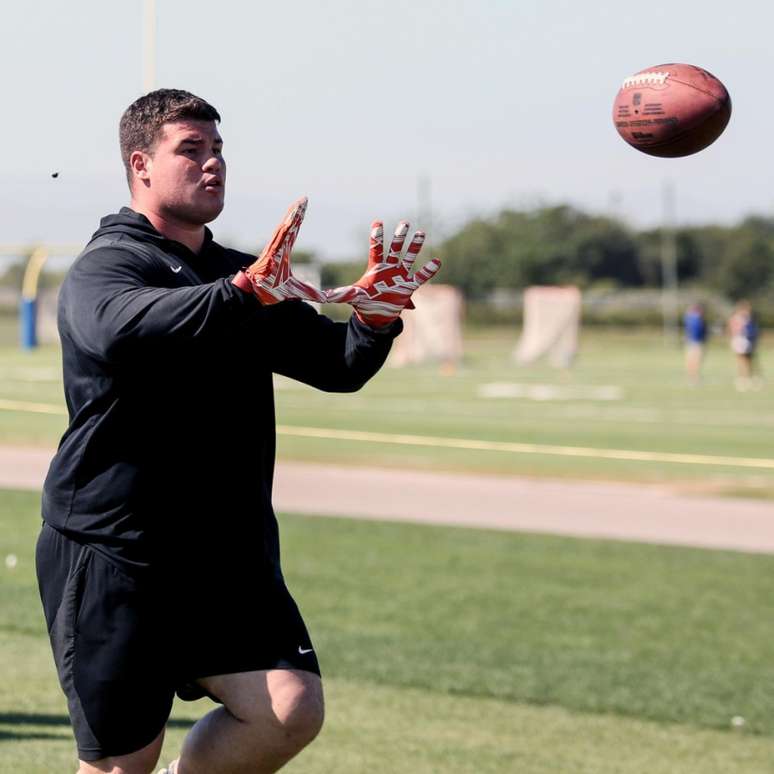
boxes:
[325,220,442,327]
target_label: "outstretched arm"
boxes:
[266,218,439,391]
[265,300,402,392]
[63,198,324,364]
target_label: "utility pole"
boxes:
[660,180,679,345]
[417,175,433,252]
[143,0,157,92]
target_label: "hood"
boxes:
[87,207,214,255]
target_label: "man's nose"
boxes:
[203,155,222,172]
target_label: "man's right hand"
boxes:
[232,197,326,305]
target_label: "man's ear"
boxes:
[129,150,152,185]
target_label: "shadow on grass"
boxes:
[0,713,71,727]
[0,729,69,741]
[0,713,195,729]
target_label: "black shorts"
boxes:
[35,523,319,762]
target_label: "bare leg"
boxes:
[735,354,752,390]
[685,344,703,384]
[175,669,324,774]
[77,728,165,774]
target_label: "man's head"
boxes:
[120,89,226,225]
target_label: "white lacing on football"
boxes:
[622,71,670,88]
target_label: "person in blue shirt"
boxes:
[683,302,708,384]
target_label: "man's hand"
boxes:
[233,197,326,305]
[325,220,441,327]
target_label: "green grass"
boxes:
[273,327,774,490]
[2,489,774,772]
[1,322,772,495]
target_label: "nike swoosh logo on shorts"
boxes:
[298,646,314,655]
[170,265,183,273]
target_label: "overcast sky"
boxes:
[2,0,771,261]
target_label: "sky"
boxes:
[2,0,773,262]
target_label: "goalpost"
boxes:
[513,286,581,367]
[389,284,464,369]
[0,244,80,349]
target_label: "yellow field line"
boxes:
[0,399,67,415]
[278,425,774,471]
[1,399,772,470]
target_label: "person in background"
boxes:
[683,302,708,385]
[728,299,761,391]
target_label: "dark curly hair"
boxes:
[119,89,221,187]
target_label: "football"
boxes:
[612,63,731,157]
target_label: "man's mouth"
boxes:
[202,177,223,192]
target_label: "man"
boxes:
[728,299,761,391]
[683,302,708,385]
[36,89,440,774]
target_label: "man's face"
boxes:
[138,119,226,225]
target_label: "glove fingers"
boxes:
[413,257,442,286]
[277,196,307,262]
[260,196,308,262]
[368,221,384,267]
[386,221,410,265]
[274,248,292,288]
[284,196,308,228]
[402,230,425,272]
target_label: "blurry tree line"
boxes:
[321,205,774,323]
[3,207,772,324]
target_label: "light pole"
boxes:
[417,174,433,254]
[143,0,156,92]
[661,180,679,344]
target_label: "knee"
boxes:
[77,733,164,774]
[77,755,160,774]
[271,677,325,750]
[204,669,325,767]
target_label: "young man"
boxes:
[728,299,761,391]
[36,89,440,774]
[683,302,708,385]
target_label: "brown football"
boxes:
[612,63,731,157]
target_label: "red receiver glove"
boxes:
[232,196,326,304]
[324,220,441,327]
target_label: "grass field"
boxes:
[2,489,774,772]
[2,316,773,768]
[1,319,772,497]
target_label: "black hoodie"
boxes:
[42,208,400,582]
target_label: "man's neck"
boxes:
[130,201,205,254]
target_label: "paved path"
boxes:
[2,445,772,554]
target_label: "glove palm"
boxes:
[234,197,325,305]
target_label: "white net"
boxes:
[38,287,60,344]
[390,284,464,368]
[514,286,581,367]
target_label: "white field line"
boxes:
[277,424,774,471]
[0,399,67,414]
[2,399,773,471]
[277,393,774,429]
[1,368,61,382]
[478,382,623,401]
